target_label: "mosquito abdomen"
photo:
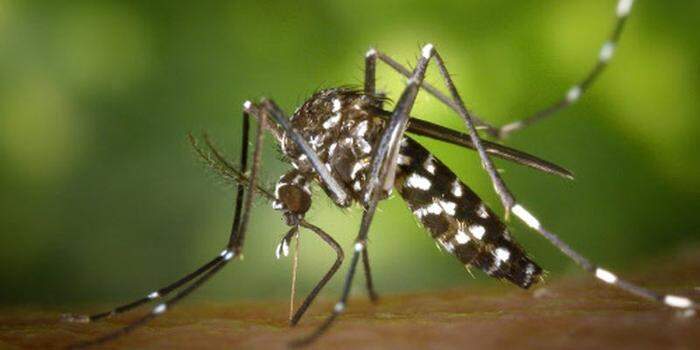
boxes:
[395,136,542,288]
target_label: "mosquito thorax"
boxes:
[278,88,387,205]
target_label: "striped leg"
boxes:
[510,203,698,314]
[66,103,266,349]
[198,130,350,327]
[62,109,253,326]
[292,42,437,348]
[369,0,635,139]
[496,0,635,138]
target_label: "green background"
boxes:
[1,1,698,306]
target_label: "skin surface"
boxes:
[2,249,699,350]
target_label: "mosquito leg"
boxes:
[289,221,345,326]
[364,48,377,95]
[63,110,252,325]
[496,0,635,138]
[292,44,435,347]
[420,44,518,217]
[199,132,347,327]
[372,49,498,134]
[374,0,635,139]
[68,104,266,349]
[289,228,300,322]
[361,248,380,303]
[509,203,698,314]
[360,48,381,303]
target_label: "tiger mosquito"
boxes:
[64,0,698,348]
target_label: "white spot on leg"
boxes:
[224,251,235,261]
[599,41,615,62]
[243,101,252,110]
[152,303,167,315]
[512,204,541,230]
[664,295,693,309]
[406,173,432,190]
[595,268,618,284]
[334,302,345,313]
[354,241,365,252]
[422,43,434,59]
[365,48,377,58]
[220,249,230,257]
[147,291,160,300]
[451,180,463,197]
[566,86,581,103]
[617,0,634,17]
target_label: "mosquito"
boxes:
[64,0,697,348]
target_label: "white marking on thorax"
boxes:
[423,156,436,174]
[350,161,368,180]
[353,180,362,191]
[476,204,489,219]
[323,113,341,129]
[357,138,372,154]
[332,98,342,112]
[451,180,463,197]
[355,120,369,137]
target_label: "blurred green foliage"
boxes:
[1,1,699,306]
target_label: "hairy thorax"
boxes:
[278,88,387,207]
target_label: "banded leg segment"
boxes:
[293,42,438,347]
[67,103,267,349]
[510,203,699,312]
[368,0,636,139]
[63,110,253,325]
[369,44,518,218]
[497,0,635,138]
